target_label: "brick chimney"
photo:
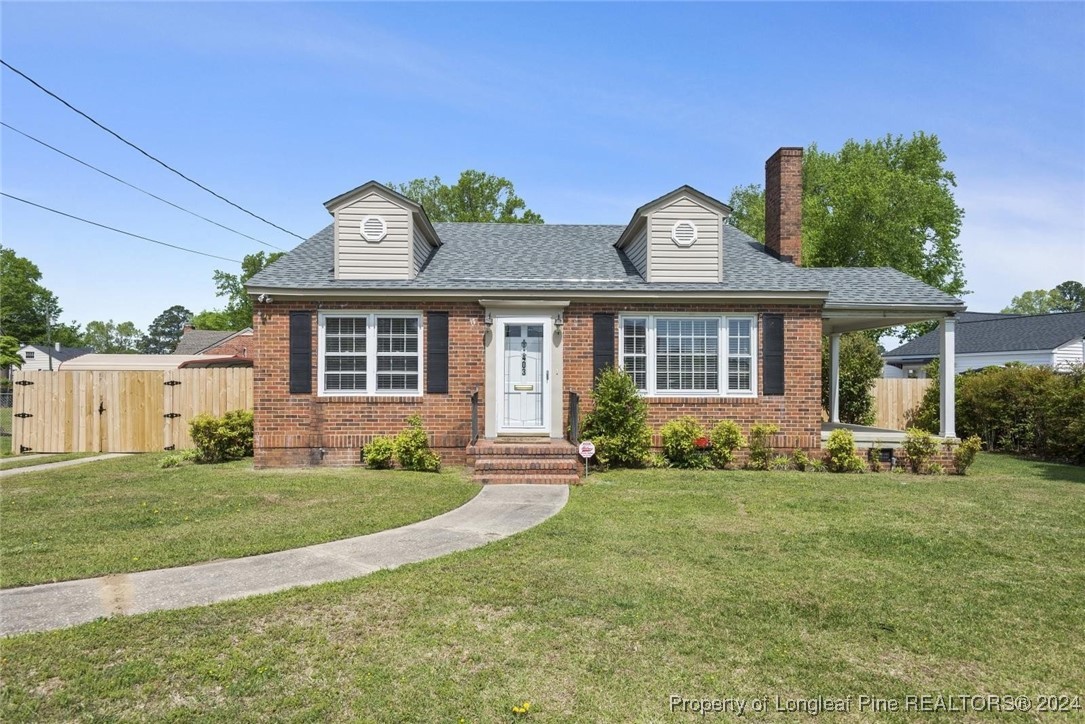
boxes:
[765,146,803,265]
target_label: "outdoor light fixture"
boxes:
[553,312,565,328]
[484,313,493,328]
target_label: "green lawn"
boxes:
[3,455,1084,722]
[0,454,480,588]
[0,452,96,471]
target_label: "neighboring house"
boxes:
[246,147,967,477]
[16,343,93,371]
[173,326,254,356]
[59,354,252,370]
[884,310,1085,376]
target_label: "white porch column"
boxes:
[939,315,956,439]
[829,332,841,424]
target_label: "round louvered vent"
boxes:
[671,220,697,247]
[360,215,387,242]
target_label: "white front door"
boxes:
[499,318,550,433]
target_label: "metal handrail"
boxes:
[469,389,479,445]
[567,391,580,443]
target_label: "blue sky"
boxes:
[2,2,1083,332]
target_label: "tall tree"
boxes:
[0,245,62,343]
[211,251,285,331]
[391,171,543,223]
[189,309,234,330]
[0,335,22,370]
[140,305,193,354]
[82,320,142,353]
[728,133,966,304]
[1002,280,1085,314]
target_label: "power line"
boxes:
[1,121,286,251]
[1,192,242,263]
[1,58,307,241]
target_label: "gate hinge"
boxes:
[19,445,33,453]
[14,412,32,418]
[15,379,33,386]
[164,413,182,419]
[164,380,182,386]
[163,445,176,451]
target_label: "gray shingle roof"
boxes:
[247,222,964,309]
[886,310,1085,358]
[173,330,243,355]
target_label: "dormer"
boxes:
[614,186,730,283]
[324,181,441,280]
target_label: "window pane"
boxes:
[375,316,421,393]
[324,316,367,392]
[654,318,718,392]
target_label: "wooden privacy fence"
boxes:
[11,369,253,454]
[871,378,932,430]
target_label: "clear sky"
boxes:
[2,2,1083,332]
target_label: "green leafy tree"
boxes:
[82,320,143,353]
[140,305,193,354]
[0,335,23,370]
[212,251,285,330]
[190,309,234,330]
[728,133,965,340]
[821,333,884,425]
[1002,280,1085,314]
[0,245,62,343]
[391,170,543,223]
[48,322,85,348]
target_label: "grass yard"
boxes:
[0,453,96,471]
[0,454,480,588]
[3,455,1084,722]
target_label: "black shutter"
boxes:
[426,311,449,394]
[289,311,312,394]
[593,313,615,385]
[763,313,785,396]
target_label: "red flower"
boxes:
[695,436,710,449]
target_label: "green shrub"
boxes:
[708,420,746,469]
[952,435,982,475]
[909,362,1085,464]
[660,416,709,469]
[824,428,864,473]
[189,409,254,464]
[746,423,779,471]
[645,453,668,469]
[363,436,396,469]
[903,427,939,474]
[159,453,184,469]
[791,449,812,472]
[394,415,441,472]
[770,455,791,471]
[928,462,945,475]
[580,366,652,468]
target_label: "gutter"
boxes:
[245,286,832,304]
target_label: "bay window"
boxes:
[318,312,422,395]
[620,314,757,396]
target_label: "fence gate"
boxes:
[12,369,252,454]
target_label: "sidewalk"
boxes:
[0,454,131,476]
[0,483,568,636]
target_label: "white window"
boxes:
[24,351,35,359]
[318,312,422,396]
[619,314,757,397]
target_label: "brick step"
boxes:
[474,473,582,485]
[473,457,581,473]
[467,442,578,457]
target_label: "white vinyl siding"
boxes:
[411,223,433,277]
[1053,338,1084,371]
[335,192,411,280]
[648,196,721,282]
[619,314,757,397]
[318,312,423,396]
[624,225,648,278]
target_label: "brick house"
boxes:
[247,148,965,480]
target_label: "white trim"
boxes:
[494,314,552,434]
[618,313,758,398]
[316,310,424,397]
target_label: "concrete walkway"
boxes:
[0,484,568,636]
[0,453,131,476]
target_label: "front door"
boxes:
[499,319,549,433]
